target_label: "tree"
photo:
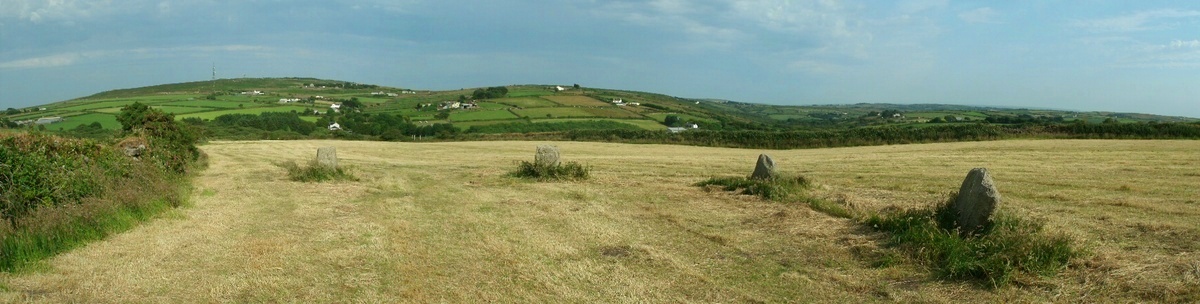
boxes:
[5,108,19,115]
[573,84,581,89]
[343,97,364,110]
[434,110,450,120]
[664,115,681,127]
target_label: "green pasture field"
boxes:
[475,102,510,110]
[541,95,609,107]
[512,107,598,119]
[492,97,558,108]
[175,106,311,121]
[160,100,271,109]
[52,113,121,130]
[450,110,520,122]
[57,100,171,112]
[507,87,554,97]
[583,107,644,119]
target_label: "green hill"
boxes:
[2,77,1195,133]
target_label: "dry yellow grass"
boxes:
[1,139,1197,302]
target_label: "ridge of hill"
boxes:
[2,77,1195,133]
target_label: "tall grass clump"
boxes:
[865,195,1078,288]
[695,175,810,201]
[0,102,201,271]
[509,161,590,181]
[279,160,357,182]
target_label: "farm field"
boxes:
[512,107,597,119]
[174,106,312,120]
[491,97,558,108]
[1,140,1196,302]
[541,95,610,107]
[582,107,644,119]
[449,110,520,122]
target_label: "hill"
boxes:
[1,78,1195,134]
[2,139,1195,302]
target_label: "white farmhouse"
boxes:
[328,123,341,131]
[330,103,342,113]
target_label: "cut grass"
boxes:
[695,175,811,201]
[582,107,644,119]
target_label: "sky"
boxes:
[1,0,1198,117]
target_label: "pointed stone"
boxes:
[316,147,338,169]
[535,145,560,167]
[951,168,1001,233]
[750,154,776,180]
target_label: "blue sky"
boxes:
[1,0,1198,117]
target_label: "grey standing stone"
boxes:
[316,147,338,169]
[123,144,146,158]
[535,145,560,167]
[951,168,1001,233]
[750,154,776,180]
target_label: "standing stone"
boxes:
[750,154,776,180]
[535,145,560,167]
[316,147,338,169]
[951,168,1001,233]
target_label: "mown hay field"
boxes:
[1,140,1197,302]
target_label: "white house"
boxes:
[667,127,688,133]
[685,123,700,129]
[279,98,301,103]
[554,86,566,91]
[628,102,641,106]
[386,93,399,97]
[330,103,342,113]
[328,123,341,131]
[611,98,623,104]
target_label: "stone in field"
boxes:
[750,154,776,180]
[535,145,560,167]
[951,168,1001,233]
[316,147,338,169]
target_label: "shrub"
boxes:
[864,196,1078,288]
[279,160,357,182]
[510,161,590,181]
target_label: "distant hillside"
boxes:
[2,77,1195,133]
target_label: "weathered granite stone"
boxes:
[123,144,146,158]
[316,147,338,169]
[750,154,776,180]
[535,145,560,167]
[951,168,1001,233]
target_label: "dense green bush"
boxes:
[0,103,202,271]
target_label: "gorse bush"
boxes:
[510,161,590,181]
[0,103,202,271]
[865,197,1078,288]
[280,160,357,182]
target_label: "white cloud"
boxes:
[0,53,80,68]
[958,7,999,24]
[1170,39,1200,49]
[0,45,272,70]
[1073,9,1200,32]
